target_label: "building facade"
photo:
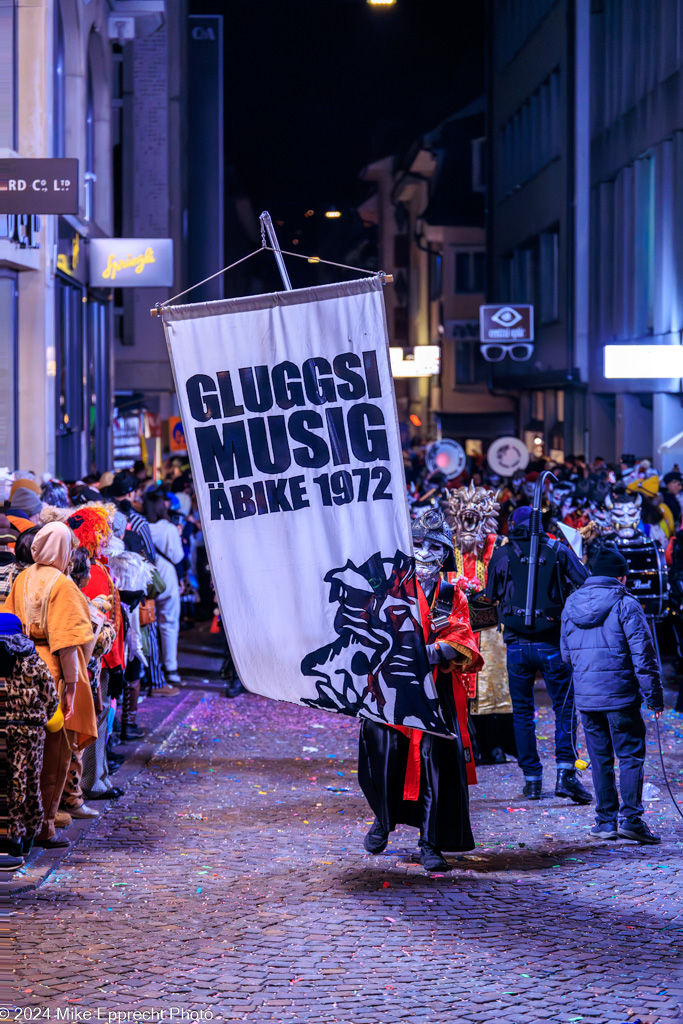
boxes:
[589,0,683,471]
[113,5,241,457]
[1,0,166,480]
[487,0,582,461]
[358,101,514,449]
[488,0,683,469]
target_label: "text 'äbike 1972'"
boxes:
[186,351,395,521]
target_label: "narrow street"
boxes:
[11,635,683,1024]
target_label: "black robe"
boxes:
[358,667,474,852]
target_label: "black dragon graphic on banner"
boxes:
[300,549,450,735]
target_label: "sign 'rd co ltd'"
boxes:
[0,159,79,215]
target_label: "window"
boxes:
[394,235,409,269]
[112,46,124,236]
[495,0,559,66]
[501,227,559,319]
[85,57,96,221]
[455,251,486,294]
[512,246,535,303]
[56,275,85,478]
[54,3,66,157]
[498,69,561,198]
[594,0,683,134]
[0,272,17,467]
[532,390,545,420]
[429,251,442,302]
[539,230,559,322]
[393,306,408,343]
[87,297,111,473]
[0,1,17,150]
[471,137,487,193]
[455,340,488,386]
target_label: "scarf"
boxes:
[22,523,75,639]
[31,522,73,573]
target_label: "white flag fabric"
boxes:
[162,276,449,735]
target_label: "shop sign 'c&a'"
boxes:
[89,238,174,288]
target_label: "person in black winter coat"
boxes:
[561,547,664,845]
[486,506,591,804]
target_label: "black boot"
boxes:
[418,839,449,872]
[523,778,542,799]
[363,818,389,854]
[120,723,146,742]
[0,854,25,872]
[225,677,245,698]
[555,769,592,804]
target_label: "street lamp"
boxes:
[325,209,341,219]
[367,0,396,5]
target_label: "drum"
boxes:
[617,539,669,618]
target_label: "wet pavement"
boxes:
[9,635,683,1024]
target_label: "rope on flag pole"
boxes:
[150,210,392,317]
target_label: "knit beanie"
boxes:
[10,486,42,518]
[592,548,629,578]
[510,506,532,532]
[0,514,18,546]
[9,477,41,499]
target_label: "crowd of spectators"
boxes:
[405,440,683,550]
[3,443,681,872]
[0,460,205,872]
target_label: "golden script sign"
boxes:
[89,238,173,288]
[101,246,156,281]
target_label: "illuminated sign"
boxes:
[89,238,173,288]
[479,304,534,362]
[480,304,534,341]
[57,233,81,278]
[604,344,683,379]
[390,345,440,378]
[0,158,78,214]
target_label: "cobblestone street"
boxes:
[11,641,683,1024]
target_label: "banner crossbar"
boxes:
[150,211,393,317]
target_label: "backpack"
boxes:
[498,536,566,635]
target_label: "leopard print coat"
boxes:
[0,634,59,843]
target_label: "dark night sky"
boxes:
[190,0,485,226]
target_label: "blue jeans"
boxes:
[506,639,576,778]
[580,703,646,825]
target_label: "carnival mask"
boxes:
[590,503,612,535]
[412,509,454,587]
[413,537,449,588]
[606,493,642,539]
[446,483,500,556]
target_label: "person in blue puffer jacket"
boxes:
[561,547,664,845]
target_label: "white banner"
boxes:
[163,277,449,734]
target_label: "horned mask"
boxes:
[446,483,500,557]
[605,491,642,540]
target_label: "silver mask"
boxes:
[414,538,447,589]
